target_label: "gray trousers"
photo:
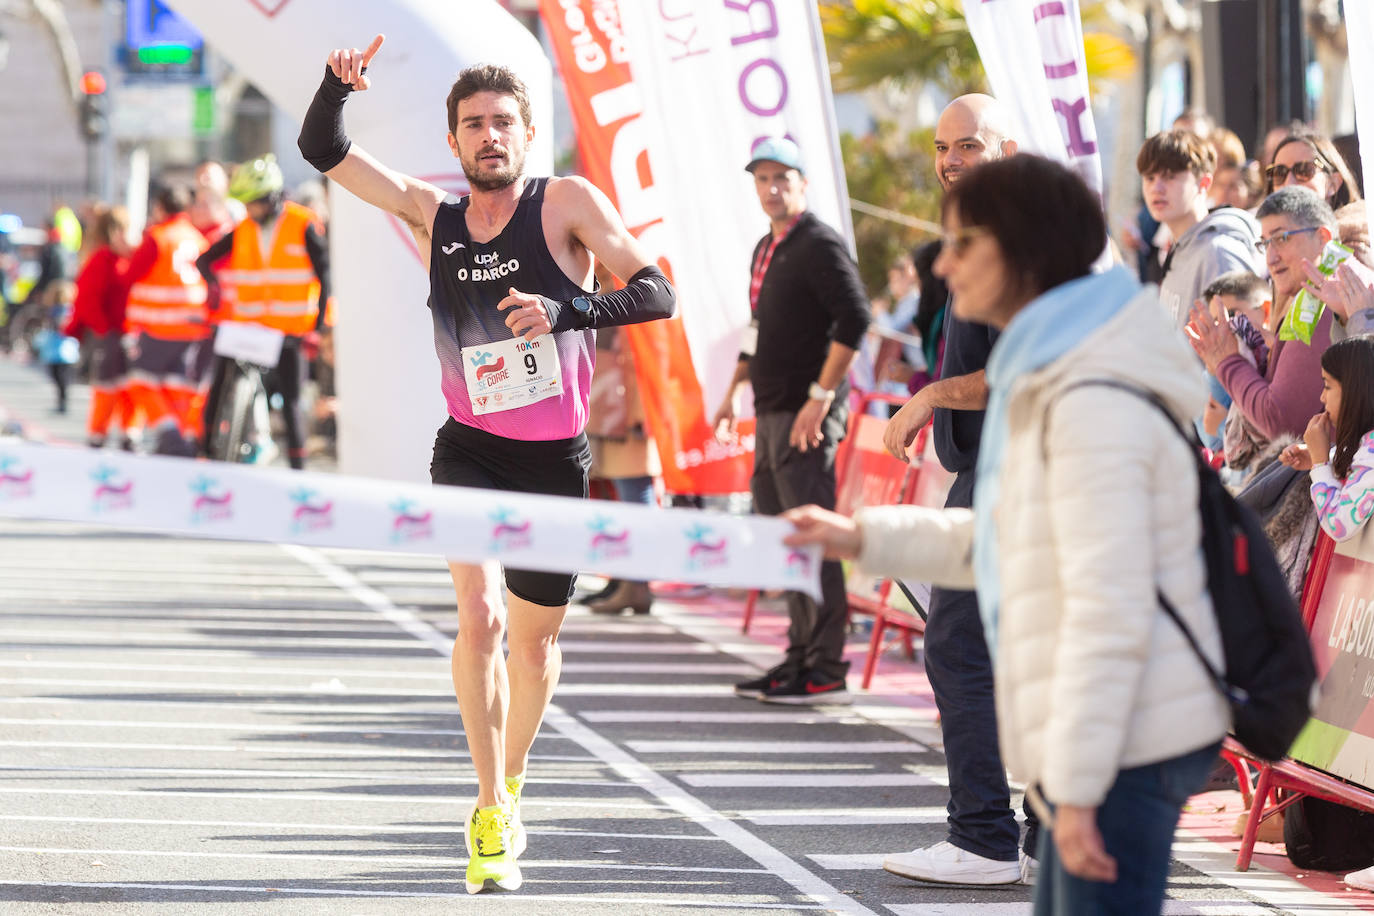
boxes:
[751,409,849,680]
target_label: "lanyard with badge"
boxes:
[741,216,800,356]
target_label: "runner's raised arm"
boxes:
[297,34,444,259]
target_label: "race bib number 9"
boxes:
[462,336,563,415]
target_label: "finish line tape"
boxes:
[0,441,821,598]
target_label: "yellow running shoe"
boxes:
[505,773,526,857]
[464,803,521,894]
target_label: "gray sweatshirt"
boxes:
[1158,207,1264,329]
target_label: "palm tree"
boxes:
[820,0,1136,96]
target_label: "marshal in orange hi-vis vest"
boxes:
[220,202,321,335]
[125,214,210,341]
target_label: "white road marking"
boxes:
[285,543,880,916]
[0,763,628,785]
[0,814,726,842]
[629,739,928,754]
[0,881,823,909]
[885,905,1271,916]
[0,845,764,874]
[1170,833,1368,914]
[0,676,728,698]
[0,716,473,737]
[581,710,871,724]
[0,786,672,811]
[681,773,939,789]
[748,808,949,826]
[0,739,593,762]
[3,657,749,677]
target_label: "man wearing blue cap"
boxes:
[714,137,871,704]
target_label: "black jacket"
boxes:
[744,210,870,413]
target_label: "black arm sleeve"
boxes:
[303,223,331,330]
[297,66,357,173]
[195,233,233,285]
[543,265,676,333]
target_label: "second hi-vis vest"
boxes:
[221,203,321,335]
[125,215,209,341]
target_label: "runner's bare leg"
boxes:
[503,593,567,778]
[449,559,510,809]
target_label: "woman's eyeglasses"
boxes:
[1265,159,1330,185]
[941,226,990,256]
[1255,226,1320,253]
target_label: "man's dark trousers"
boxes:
[751,409,849,681]
[925,470,1038,860]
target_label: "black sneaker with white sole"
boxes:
[759,669,852,705]
[733,663,796,699]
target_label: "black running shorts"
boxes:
[430,417,591,607]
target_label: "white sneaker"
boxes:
[1346,863,1374,891]
[1019,850,1039,884]
[883,840,1021,885]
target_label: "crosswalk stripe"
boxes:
[630,739,928,754]
[0,880,824,909]
[682,773,939,788]
[0,845,769,874]
[748,808,948,826]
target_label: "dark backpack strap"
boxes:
[1053,379,1233,701]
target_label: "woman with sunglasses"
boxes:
[783,155,1227,915]
[1266,128,1363,210]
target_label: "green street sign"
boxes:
[192,85,215,136]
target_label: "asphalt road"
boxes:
[0,516,1310,915]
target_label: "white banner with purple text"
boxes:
[963,0,1104,196]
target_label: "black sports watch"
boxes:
[570,295,594,330]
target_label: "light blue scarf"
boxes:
[973,266,1141,654]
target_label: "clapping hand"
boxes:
[1301,258,1374,323]
[1186,298,1239,374]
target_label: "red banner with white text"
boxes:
[539,0,851,495]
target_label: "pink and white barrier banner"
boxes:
[0,443,820,598]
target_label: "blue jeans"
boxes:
[1033,740,1222,916]
[926,471,1038,860]
[611,475,656,506]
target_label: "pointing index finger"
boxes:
[361,34,385,67]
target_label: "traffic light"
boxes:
[79,70,108,141]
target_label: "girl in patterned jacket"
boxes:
[1282,336,1374,540]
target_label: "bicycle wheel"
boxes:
[223,370,260,463]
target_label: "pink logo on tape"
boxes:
[90,464,133,513]
[684,523,729,571]
[289,487,334,534]
[489,506,532,552]
[785,549,813,578]
[190,475,233,524]
[0,454,33,499]
[390,498,434,544]
[587,514,631,562]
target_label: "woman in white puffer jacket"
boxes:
[786,156,1228,916]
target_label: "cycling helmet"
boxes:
[228,155,285,204]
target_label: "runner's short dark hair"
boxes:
[1202,270,1269,304]
[447,64,532,135]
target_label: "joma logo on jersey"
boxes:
[456,256,520,283]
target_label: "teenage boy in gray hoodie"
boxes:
[1139,129,1264,329]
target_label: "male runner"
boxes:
[297,35,675,894]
